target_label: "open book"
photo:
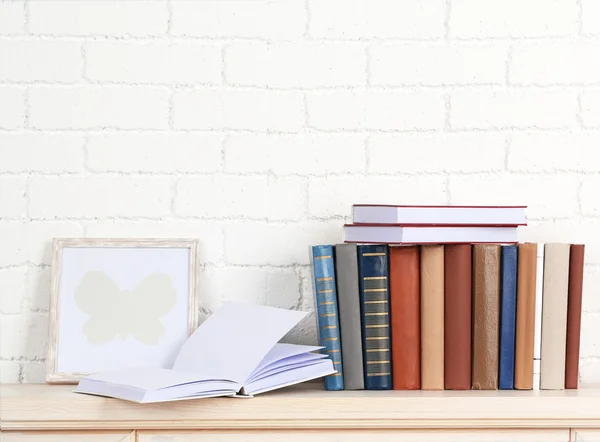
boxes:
[74,302,336,403]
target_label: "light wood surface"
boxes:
[572,429,600,441]
[2,384,599,431]
[1,432,134,442]
[137,429,570,442]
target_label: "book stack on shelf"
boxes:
[310,205,585,392]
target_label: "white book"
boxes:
[533,243,545,390]
[352,205,527,226]
[343,224,518,244]
[75,302,336,403]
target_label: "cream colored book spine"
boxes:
[540,243,571,390]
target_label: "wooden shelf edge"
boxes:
[3,418,600,432]
[2,384,600,431]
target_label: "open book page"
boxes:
[243,359,336,395]
[252,343,323,373]
[173,302,307,383]
[79,367,204,391]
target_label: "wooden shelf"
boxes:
[2,383,600,431]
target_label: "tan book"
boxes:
[472,244,501,390]
[420,245,444,390]
[514,243,537,390]
[540,243,571,390]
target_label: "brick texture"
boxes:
[1,0,598,383]
[29,1,168,36]
[0,87,26,129]
[449,0,578,38]
[86,42,222,85]
[0,41,82,83]
[225,42,366,88]
[0,1,25,35]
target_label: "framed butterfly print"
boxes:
[46,238,199,383]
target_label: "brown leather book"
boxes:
[540,243,571,390]
[514,243,537,390]
[444,244,472,390]
[565,244,585,389]
[472,244,501,390]
[420,245,444,390]
[389,246,421,390]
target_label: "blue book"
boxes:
[310,245,344,391]
[499,244,518,390]
[357,244,392,390]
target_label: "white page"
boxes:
[245,360,335,395]
[146,381,240,402]
[248,355,328,383]
[80,367,203,391]
[173,302,306,383]
[253,343,323,373]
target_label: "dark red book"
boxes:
[565,244,585,389]
[389,246,421,390]
[444,244,472,390]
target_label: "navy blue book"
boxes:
[499,245,518,390]
[357,244,392,390]
[310,245,344,391]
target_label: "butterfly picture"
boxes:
[74,271,178,346]
[47,238,198,384]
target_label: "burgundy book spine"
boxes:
[565,244,585,389]
[444,244,472,390]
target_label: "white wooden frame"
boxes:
[46,238,200,384]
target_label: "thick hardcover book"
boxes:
[420,245,444,390]
[444,244,472,390]
[499,245,518,390]
[514,243,537,390]
[566,244,585,389]
[311,245,344,391]
[357,244,392,390]
[352,204,527,226]
[540,243,571,390]
[334,244,365,390]
[533,244,545,390]
[344,223,518,245]
[389,246,421,390]
[472,244,501,390]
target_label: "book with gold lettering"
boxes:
[75,302,336,402]
[310,245,345,390]
[357,244,392,390]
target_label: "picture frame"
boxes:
[46,238,199,384]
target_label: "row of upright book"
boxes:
[310,204,585,391]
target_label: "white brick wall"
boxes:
[0,0,598,384]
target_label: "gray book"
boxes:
[334,244,365,390]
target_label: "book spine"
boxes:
[311,245,344,391]
[565,244,585,389]
[389,246,421,390]
[357,244,392,390]
[514,243,537,390]
[472,244,501,390]
[420,245,445,390]
[444,244,472,390]
[540,243,571,390]
[533,243,545,390]
[499,245,518,390]
[334,244,365,390]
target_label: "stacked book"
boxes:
[310,205,585,391]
